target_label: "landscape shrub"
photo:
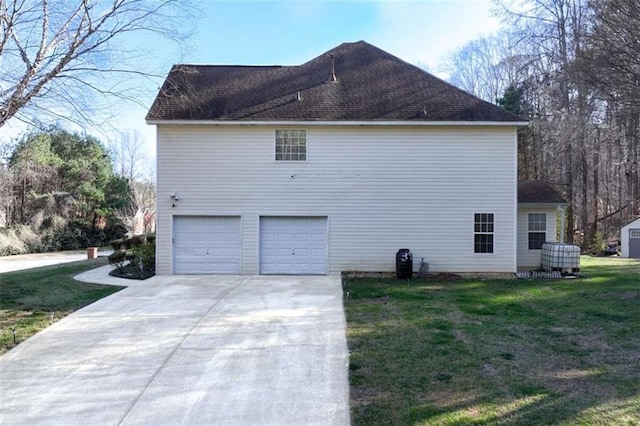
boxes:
[103,221,128,243]
[110,239,125,250]
[14,225,43,253]
[41,215,67,231]
[107,239,155,279]
[39,230,62,252]
[1,218,127,256]
[0,228,26,256]
[123,234,145,250]
[132,242,156,272]
[108,250,128,273]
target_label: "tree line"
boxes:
[445,0,639,249]
[0,126,154,255]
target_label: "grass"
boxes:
[344,256,640,425]
[0,258,125,354]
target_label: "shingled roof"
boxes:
[146,41,526,123]
[518,181,567,205]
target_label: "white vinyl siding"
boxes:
[517,208,558,268]
[156,125,518,274]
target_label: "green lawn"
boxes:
[0,258,125,354]
[344,256,640,425]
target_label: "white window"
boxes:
[528,213,546,250]
[275,130,306,161]
[474,213,494,253]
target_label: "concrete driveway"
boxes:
[0,275,350,425]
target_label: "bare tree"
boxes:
[442,31,524,103]
[0,164,12,226]
[109,130,148,182]
[0,0,196,128]
[115,176,155,236]
[109,129,155,235]
[579,0,640,108]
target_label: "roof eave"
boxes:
[146,119,529,127]
[518,202,568,208]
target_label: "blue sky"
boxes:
[188,0,500,68]
[3,0,501,163]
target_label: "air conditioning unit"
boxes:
[541,243,580,274]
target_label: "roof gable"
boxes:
[147,41,525,123]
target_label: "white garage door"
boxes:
[260,217,327,275]
[173,216,241,274]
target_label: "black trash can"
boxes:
[396,249,413,279]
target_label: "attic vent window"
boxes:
[275,130,307,161]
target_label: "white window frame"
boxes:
[528,213,546,250]
[275,129,307,162]
[473,213,494,254]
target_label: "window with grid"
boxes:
[275,130,306,161]
[474,213,494,253]
[528,213,546,250]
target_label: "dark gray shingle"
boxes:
[518,181,567,204]
[147,41,525,122]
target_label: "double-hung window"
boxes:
[275,130,306,161]
[474,213,494,253]
[528,213,546,250]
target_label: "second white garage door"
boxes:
[173,216,241,274]
[260,216,328,275]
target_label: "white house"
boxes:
[146,41,565,275]
[621,218,640,258]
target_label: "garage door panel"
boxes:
[260,217,327,275]
[173,216,241,274]
[294,234,310,243]
[295,248,311,256]
[277,248,292,256]
[277,234,293,243]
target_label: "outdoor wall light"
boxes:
[170,193,180,208]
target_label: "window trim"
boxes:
[473,213,495,254]
[274,129,308,162]
[528,213,547,250]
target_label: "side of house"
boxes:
[156,124,518,275]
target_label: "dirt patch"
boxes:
[341,271,466,280]
[0,310,33,328]
[342,271,395,279]
[428,273,464,280]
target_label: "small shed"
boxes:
[621,218,640,258]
